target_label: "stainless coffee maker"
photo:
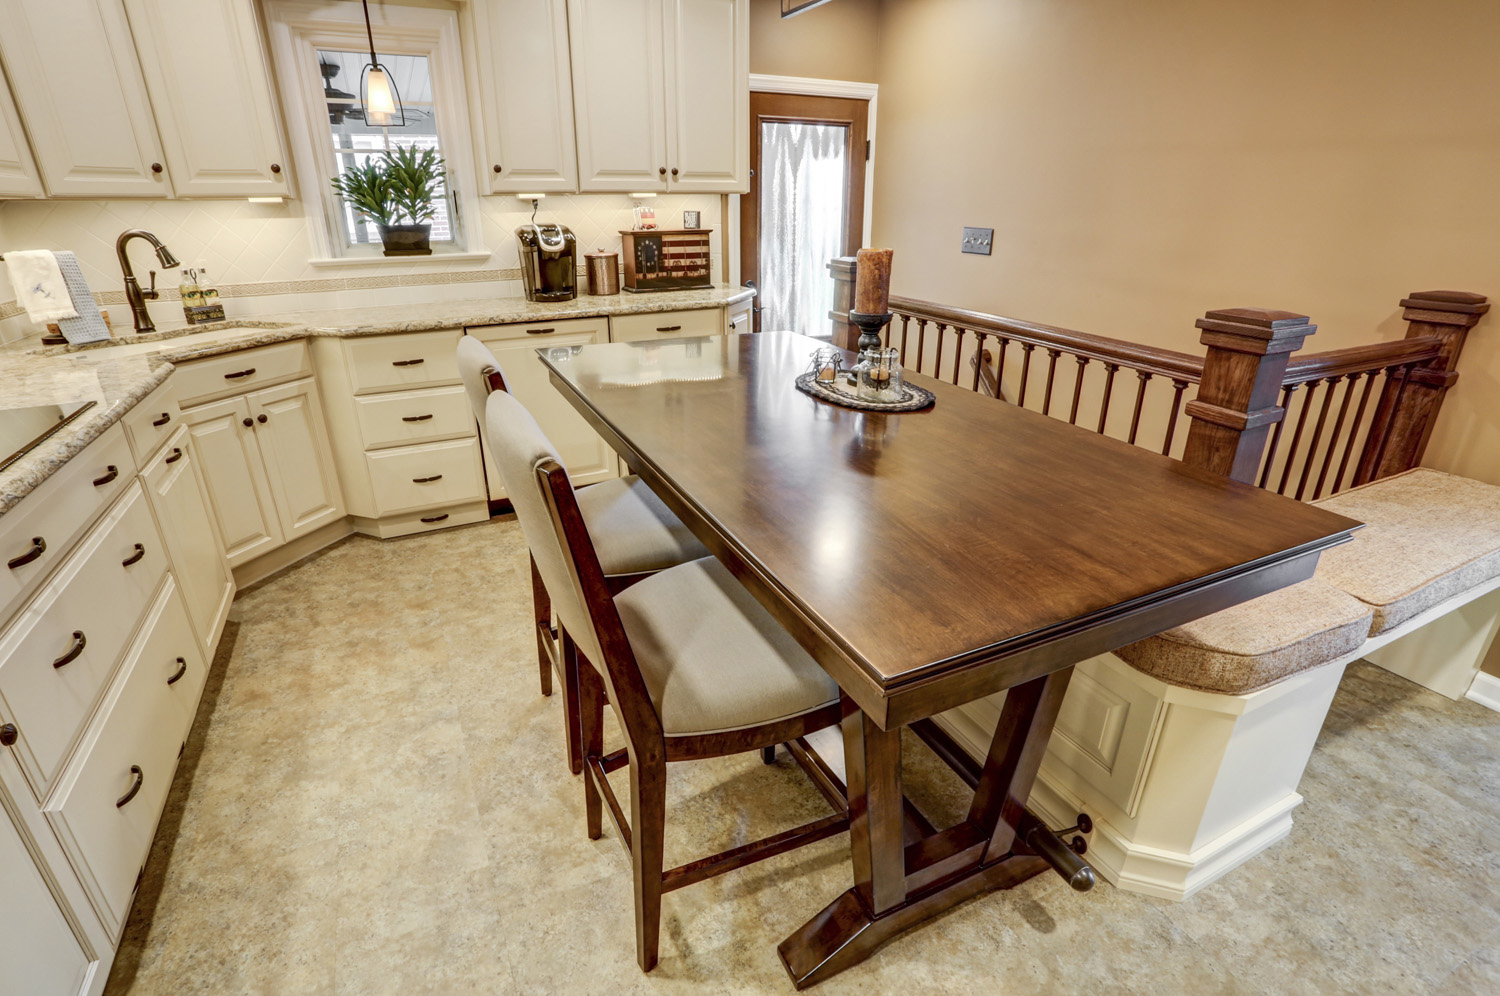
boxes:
[516,223,577,302]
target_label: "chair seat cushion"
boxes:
[577,476,709,576]
[1115,579,1372,694]
[614,557,840,737]
[1313,469,1500,635]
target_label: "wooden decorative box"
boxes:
[619,228,712,292]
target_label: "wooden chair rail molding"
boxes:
[827,259,1487,500]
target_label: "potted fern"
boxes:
[331,146,447,256]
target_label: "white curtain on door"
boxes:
[760,121,848,338]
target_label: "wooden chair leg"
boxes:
[761,745,777,765]
[630,749,668,973]
[561,630,584,776]
[580,659,605,840]
[531,554,553,697]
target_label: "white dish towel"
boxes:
[4,249,80,324]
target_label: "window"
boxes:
[267,2,482,261]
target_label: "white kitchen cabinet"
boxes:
[184,396,283,567]
[0,801,95,996]
[0,0,171,197]
[0,67,43,198]
[246,379,345,543]
[568,0,746,194]
[469,0,578,193]
[122,0,290,197]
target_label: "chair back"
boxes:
[456,335,508,428]
[484,390,663,745]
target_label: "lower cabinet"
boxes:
[183,377,344,568]
[0,799,96,996]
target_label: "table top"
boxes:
[542,332,1361,727]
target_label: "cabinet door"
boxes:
[0,70,42,198]
[0,0,171,197]
[471,0,577,193]
[122,0,290,197]
[470,325,619,498]
[141,425,235,658]
[568,0,668,192]
[664,0,747,193]
[183,395,284,567]
[246,378,345,542]
[0,804,94,996]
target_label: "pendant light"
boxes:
[359,0,405,128]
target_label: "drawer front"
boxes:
[365,438,484,515]
[120,377,181,463]
[346,330,462,395]
[46,579,196,936]
[0,482,168,799]
[467,316,608,344]
[610,308,722,343]
[0,424,136,627]
[174,341,311,408]
[355,386,475,450]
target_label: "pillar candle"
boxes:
[854,248,894,315]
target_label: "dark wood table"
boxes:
[541,331,1359,987]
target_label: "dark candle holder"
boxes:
[849,310,894,353]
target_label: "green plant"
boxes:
[382,146,447,226]
[329,159,397,228]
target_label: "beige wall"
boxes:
[748,0,881,82]
[870,0,1500,498]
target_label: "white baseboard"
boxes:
[1465,671,1500,713]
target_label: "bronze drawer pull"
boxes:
[401,414,434,422]
[412,474,443,484]
[224,368,256,379]
[392,358,426,367]
[0,723,16,747]
[116,765,143,808]
[167,657,187,685]
[656,325,682,332]
[165,447,183,464]
[152,412,171,426]
[93,465,119,487]
[122,543,146,567]
[420,513,449,523]
[8,537,45,570]
[53,630,86,669]
[525,327,555,335]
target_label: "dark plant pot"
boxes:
[379,223,432,256]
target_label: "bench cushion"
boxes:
[1313,469,1500,635]
[1115,579,1372,694]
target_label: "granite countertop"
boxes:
[0,285,753,518]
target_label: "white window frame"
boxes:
[266,0,487,263]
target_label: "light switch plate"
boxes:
[961,227,994,255]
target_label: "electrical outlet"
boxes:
[961,227,994,256]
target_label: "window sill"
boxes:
[307,250,495,268]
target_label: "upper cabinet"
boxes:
[469,0,578,193]
[567,0,746,194]
[0,0,172,197]
[123,0,291,198]
[0,68,42,198]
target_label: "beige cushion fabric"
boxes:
[456,334,498,432]
[1115,579,1372,694]
[1313,469,1500,635]
[577,478,709,575]
[614,557,839,737]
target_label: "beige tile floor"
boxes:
[104,518,1500,996]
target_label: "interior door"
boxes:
[740,91,867,335]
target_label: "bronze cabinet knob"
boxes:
[257,414,268,424]
[658,166,666,175]
[1,723,17,747]
[671,168,678,176]
[270,163,282,174]
[151,163,163,174]
[242,417,253,427]
[493,164,502,173]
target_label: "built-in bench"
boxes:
[824,267,1495,899]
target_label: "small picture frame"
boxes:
[682,210,701,230]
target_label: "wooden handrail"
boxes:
[1281,336,1444,386]
[890,296,1205,384]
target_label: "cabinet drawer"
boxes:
[46,579,197,936]
[355,386,475,450]
[120,377,180,463]
[346,330,462,395]
[0,424,135,627]
[0,482,168,800]
[365,438,484,515]
[610,308,722,343]
[468,316,609,344]
[174,341,311,408]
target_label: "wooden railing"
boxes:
[828,259,1489,499]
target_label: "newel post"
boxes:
[1353,289,1490,485]
[829,256,857,349]
[1181,308,1317,484]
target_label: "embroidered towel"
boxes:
[51,251,111,344]
[4,249,78,323]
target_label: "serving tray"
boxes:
[794,372,936,412]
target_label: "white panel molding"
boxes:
[1466,671,1500,713]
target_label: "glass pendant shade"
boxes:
[361,64,402,127]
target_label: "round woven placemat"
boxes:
[794,372,936,412]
